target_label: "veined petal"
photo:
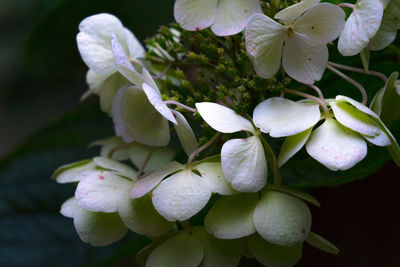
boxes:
[253,190,312,247]
[118,193,173,237]
[146,231,204,267]
[330,101,381,136]
[77,13,125,74]
[112,86,171,146]
[338,0,384,56]
[90,136,130,161]
[152,170,212,222]
[93,156,137,180]
[278,127,313,167]
[60,197,80,219]
[196,102,254,133]
[171,110,198,156]
[253,97,320,137]
[282,32,328,84]
[306,118,367,171]
[195,162,237,195]
[74,208,127,247]
[221,136,268,192]
[275,0,320,25]
[245,14,285,79]
[75,171,133,213]
[130,161,185,199]
[129,143,176,172]
[174,0,218,31]
[99,73,130,115]
[211,0,262,36]
[204,194,258,239]
[192,227,242,267]
[142,83,177,124]
[53,160,97,184]
[293,3,345,44]
[247,234,303,267]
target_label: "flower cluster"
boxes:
[54,0,400,266]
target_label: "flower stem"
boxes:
[307,84,325,101]
[328,61,388,83]
[164,100,197,113]
[153,63,172,80]
[326,64,368,105]
[284,88,330,115]
[259,135,282,186]
[137,147,156,178]
[187,133,221,165]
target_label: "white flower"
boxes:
[338,0,384,56]
[196,102,268,192]
[245,0,345,84]
[369,0,400,51]
[174,0,262,36]
[253,96,400,171]
[130,161,236,222]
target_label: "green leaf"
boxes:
[306,232,340,255]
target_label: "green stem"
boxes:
[259,134,282,186]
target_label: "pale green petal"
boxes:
[278,128,313,167]
[142,83,177,124]
[195,162,237,195]
[130,161,185,199]
[99,73,130,115]
[275,0,320,25]
[212,0,262,36]
[338,0,384,56]
[192,227,241,267]
[254,190,311,247]
[196,102,254,133]
[86,70,109,94]
[293,3,345,44]
[247,234,303,267]
[60,197,79,218]
[93,156,137,180]
[221,136,268,192]
[129,143,176,172]
[306,118,367,171]
[75,171,133,213]
[74,208,127,247]
[245,14,285,79]
[282,32,328,84]
[306,232,339,255]
[89,136,130,161]
[253,97,320,137]
[53,159,97,184]
[171,110,198,156]
[335,95,379,118]
[152,170,212,221]
[204,194,257,239]
[174,0,218,31]
[118,193,173,237]
[146,231,204,267]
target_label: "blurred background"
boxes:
[0,0,399,266]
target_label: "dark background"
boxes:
[0,0,399,266]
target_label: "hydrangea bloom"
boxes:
[245,0,345,84]
[174,0,262,36]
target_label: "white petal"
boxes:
[152,170,212,221]
[211,0,262,36]
[129,143,176,172]
[142,83,177,124]
[130,161,185,199]
[245,14,285,79]
[282,32,328,84]
[174,0,218,31]
[204,193,257,239]
[77,13,125,74]
[86,70,109,94]
[221,136,268,192]
[75,171,134,213]
[306,118,367,171]
[253,97,320,137]
[60,197,79,218]
[192,227,241,267]
[93,156,137,180]
[112,86,171,146]
[54,160,97,184]
[146,231,204,267]
[196,102,254,133]
[74,208,127,247]
[293,3,345,44]
[247,234,303,267]
[363,130,391,146]
[335,95,379,118]
[90,136,130,161]
[99,73,129,115]
[338,0,384,56]
[330,101,381,136]
[275,0,320,25]
[118,193,173,237]
[278,127,313,167]
[171,110,198,156]
[254,190,312,247]
[195,162,237,195]
[123,28,146,59]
